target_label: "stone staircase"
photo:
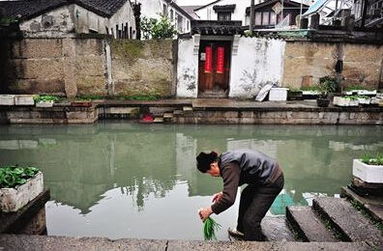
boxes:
[149,106,193,123]
[283,197,383,247]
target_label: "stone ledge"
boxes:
[0,234,372,251]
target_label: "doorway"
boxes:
[198,40,232,98]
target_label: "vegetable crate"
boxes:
[0,172,44,212]
[352,159,383,184]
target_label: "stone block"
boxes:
[12,39,63,59]
[14,95,35,106]
[0,172,44,212]
[13,59,64,80]
[0,95,15,106]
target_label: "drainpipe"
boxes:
[105,41,114,95]
[250,0,255,34]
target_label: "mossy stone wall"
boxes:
[111,39,175,96]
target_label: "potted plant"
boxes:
[0,166,43,212]
[353,154,383,183]
[333,95,359,107]
[316,76,337,107]
[34,95,59,108]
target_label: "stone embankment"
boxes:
[1,193,381,250]
[0,99,383,125]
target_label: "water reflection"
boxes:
[0,123,382,239]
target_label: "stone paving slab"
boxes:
[0,234,372,251]
[286,206,337,242]
[313,197,383,246]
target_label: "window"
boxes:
[270,12,276,25]
[255,12,262,25]
[217,12,231,21]
[262,12,269,25]
[163,4,167,16]
[170,9,174,21]
[187,20,190,31]
[177,15,183,32]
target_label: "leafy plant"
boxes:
[0,165,39,189]
[203,217,221,240]
[140,15,177,39]
[317,76,338,97]
[344,95,359,100]
[345,85,374,91]
[34,95,60,103]
[361,153,383,165]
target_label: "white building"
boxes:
[0,0,137,38]
[137,0,193,34]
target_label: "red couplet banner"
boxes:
[204,46,212,73]
[216,46,225,74]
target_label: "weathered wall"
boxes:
[229,37,285,98]
[2,37,107,97]
[283,42,383,89]
[110,39,174,96]
[176,37,199,98]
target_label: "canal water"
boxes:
[0,123,382,240]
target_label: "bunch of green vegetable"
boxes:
[203,217,221,240]
[33,95,60,103]
[361,153,383,166]
[0,165,39,189]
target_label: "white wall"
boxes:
[229,37,285,98]
[138,0,191,33]
[176,37,199,98]
[108,0,137,38]
[20,5,76,36]
[194,0,261,25]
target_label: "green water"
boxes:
[0,123,382,240]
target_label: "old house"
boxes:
[191,0,252,25]
[137,0,193,34]
[246,0,310,29]
[0,0,137,38]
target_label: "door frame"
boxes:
[197,35,233,98]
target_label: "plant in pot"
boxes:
[0,166,43,212]
[34,95,59,108]
[352,153,383,184]
[316,76,337,107]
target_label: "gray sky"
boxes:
[177,0,213,6]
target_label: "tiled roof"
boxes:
[0,0,129,20]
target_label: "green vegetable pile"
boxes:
[33,95,60,103]
[361,153,383,166]
[0,166,39,189]
[203,217,221,240]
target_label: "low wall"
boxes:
[110,39,175,96]
[0,36,175,98]
[283,42,383,89]
[0,36,107,97]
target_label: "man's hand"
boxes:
[212,192,223,203]
[198,207,213,221]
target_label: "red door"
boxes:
[198,41,231,97]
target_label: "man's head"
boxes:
[196,151,220,177]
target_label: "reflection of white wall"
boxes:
[229,37,285,98]
[176,133,197,179]
[177,37,199,97]
[227,139,278,159]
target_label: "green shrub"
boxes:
[0,166,39,189]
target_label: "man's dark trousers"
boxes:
[237,174,284,241]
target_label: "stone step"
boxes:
[341,186,383,223]
[286,206,337,242]
[262,216,295,241]
[153,117,164,123]
[183,106,193,112]
[163,112,173,118]
[313,197,383,246]
[173,110,183,115]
